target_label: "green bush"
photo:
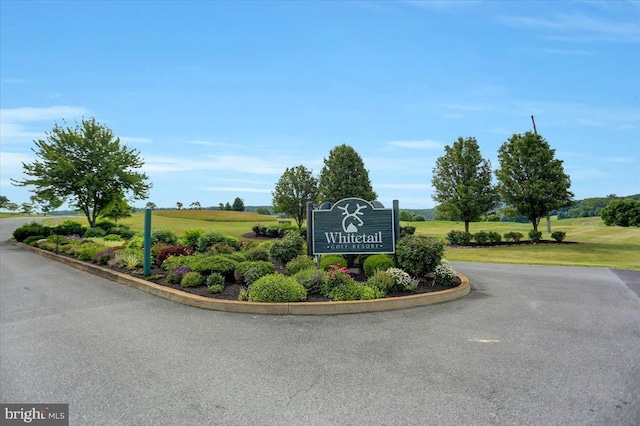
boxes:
[473,231,489,245]
[366,269,395,295]
[197,231,227,252]
[487,231,502,244]
[329,282,383,301]
[244,246,270,261]
[127,236,144,249]
[320,265,355,297]
[285,255,315,275]
[207,272,224,293]
[13,222,52,242]
[434,260,457,286]
[54,220,86,236]
[103,234,123,241]
[235,261,276,284]
[293,267,324,295]
[95,219,118,231]
[601,198,640,227]
[223,252,247,263]
[362,254,394,277]
[208,283,224,294]
[181,271,204,287]
[181,229,204,249]
[503,231,523,242]
[320,255,347,271]
[190,255,239,280]
[396,235,445,277]
[528,230,542,243]
[23,235,47,245]
[248,274,307,303]
[84,227,107,238]
[161,255,193,271]
[268,231,304,265]
[108,226,136,239]
[75,243,106,261]
[551,231,566,242]
[446,229,473,246]
[400,225,416,237]
[151,228,179,245]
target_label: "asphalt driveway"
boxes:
[1,218,639,425]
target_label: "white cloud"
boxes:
[388,140,443,149]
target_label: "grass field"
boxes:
[39,210,640,270]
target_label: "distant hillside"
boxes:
[557,194,640,219]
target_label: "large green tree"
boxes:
[431,137,498,233]
[600,198,640,227]
[272,165,318,229]
[318,144,376,203]
[101,196,133,223]
[495,132,573,231]
[232,197,245,212]
[13,118,151,228]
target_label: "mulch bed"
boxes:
[124,265,460,302]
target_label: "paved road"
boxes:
[1,218,639,425]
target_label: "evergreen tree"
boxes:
[318,144,376,203]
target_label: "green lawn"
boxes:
[41,211,640,270]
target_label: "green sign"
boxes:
[310,198,397,255]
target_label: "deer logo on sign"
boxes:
[337,203,367,233]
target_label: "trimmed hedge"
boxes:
[248,274,307,303]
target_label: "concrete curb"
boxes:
[11,241,470,315]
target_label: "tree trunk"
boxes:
[464,221,469,233]
[546,215,551,233]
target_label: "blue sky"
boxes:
[1,0,639,210]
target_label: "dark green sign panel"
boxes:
[310,198,396,255]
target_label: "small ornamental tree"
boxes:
[431,137,498,233]
[495,132,573,232]
[318,144,376,203]
[13,118,151,228]
[272,165,318,229]
[101,196,133,223]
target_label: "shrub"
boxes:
[386,267,415,291]
[189,255,238,280]
[293,267,324,295]
[108,226,135,239]
[487,231,502,244]
[223,237,240,250]
[400,226,416,237]
[503,231,523,242]
[13,222,52,242]
[238,288,249,301]
[208,283,224,294]
[366,269,395,295]
[103,234,123,241]
[156,245,195,266]
[181,229,204,249]
[167,267,190,284]
[196,231,227,252]
[252,224,267,237]
[446,229,473,246]
[209,242,235,254]
[285,255,315,275]
[362,254,394,277]
[320,265,355,296]
[473,231,489,245]
[329,282,383,301]
[127,236,144,249]
[92,248,119,265]
[151,228,179,246]
[161,255,193,271]
[95,219,118,231]
[235,261,276,284]
[268,231,304,265]
[248,274,307,303]
[224,252,247,262]
[396,235,445,277]
[75,243,106,261]
[434,260,457,286]
[84,227,107,238]
[551,231,566,242]
[54,220,86,237]
[320,255,347,271]
[23,235,47,246]
[244,246,270,261]
[181,271,204,288]
[528,230,542,243]
[206,272,225,288]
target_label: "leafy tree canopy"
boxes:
[600,198,640,227]
[431,137,498,233]
[102,196,133,223]
[272,165,318,229]
[495,132,573,231]
[13,118,151,228]
[318,144,376,203]
[232,197,245,212]
[0,195,9,209]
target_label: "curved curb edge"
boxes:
[11,241,471,315]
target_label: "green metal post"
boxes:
[144,208,152,276]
